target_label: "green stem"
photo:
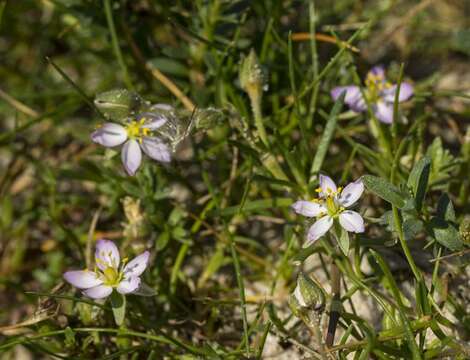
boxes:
[307,1,320,128]
[250,91,269,148]
[392,206,422,282]
[230,240,250,355]
[103,0,134,90]
[170,242,189,294]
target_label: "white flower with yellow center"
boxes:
[331,66,414,124]
[63,239,150,299]
[292,175,365,247]
[91,112,171,176]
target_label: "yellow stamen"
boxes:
[125,119,153,141]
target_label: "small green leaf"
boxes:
[64,326,76,347]
[338,226,350,256]
[156,231,170,251]
[110,291,126,326]
[429,218,463,251]
[426,137,457,188]
[362,175,407,208]
[132,282,157,297]
[436,194,456,222]
[407,156,431,211]
[402,217,424,241]
[292,245,316,265]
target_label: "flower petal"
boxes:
[374,101,394,124]
[382,82,414,103]
[367,65,385,79]
[123,251,150,277]
[338,179,364,207]
[63,270,103,289]
[137,112,167,130]
[305,216,333,247]
[319,174,337,197]
[95,239,120,271]
[91,123,127,147]
[122,139,142,176]
[117,276,141,294]
[331,86,366,112]
[291,200,326,217]
[339,211,365,233]
[83,285,113,299]
[150,103,174,112]
[140,137,171,163]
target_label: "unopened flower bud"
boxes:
[239,49,264,98]
[292,272,326,313]
[94,89,147,121]
[288,291,304,317]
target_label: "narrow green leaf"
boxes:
[415,280,431,316]
[363,175,408,208]
[407,156,431,211]
[148,57,188,77]
[218,197,292,216]
[310,91,344,179]
[198,246,226,288]
[110,292,126,326]
[370,250,422,360]
[170,243,189,294]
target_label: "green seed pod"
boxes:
[94,89,148,121]
[293,272,326,313]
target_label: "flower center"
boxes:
[365,73,392,102]
[102,266,120,285]
[125,119,151,141]
[314,187,345,218]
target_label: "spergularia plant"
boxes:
[331,66,414,124]
[292,175,365,247]
[92,89,238,175]
[64,239,150,299]
[91,112,171,175]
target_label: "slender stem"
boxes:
[170,243,190,294]
[250,90,269,148]
[325,258,341,347]
[307,1,320,128]
[392,206,422,281]
[310,313,328,360]
[230,240,250,355]
[103,0,134,90]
